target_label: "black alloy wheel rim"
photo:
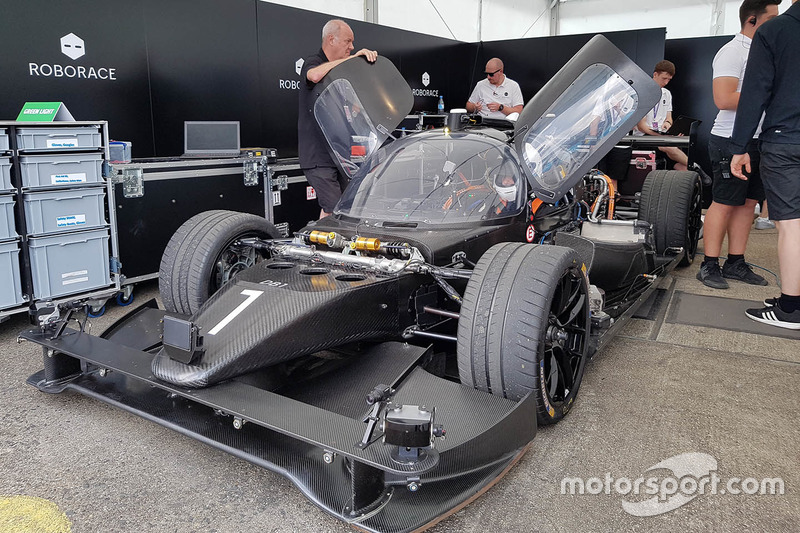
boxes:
[211,232,264,294]
[543,267,588,405]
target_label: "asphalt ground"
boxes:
[0,224,797,533]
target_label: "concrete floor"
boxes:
[0,225,797,532]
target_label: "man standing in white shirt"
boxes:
[466,58,524,120]
[697,0,780,290]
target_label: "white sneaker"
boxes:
[754,217,776,230]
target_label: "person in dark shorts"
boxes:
[298,19,377,218]
[697,0,780,291]
[731,0,800,330]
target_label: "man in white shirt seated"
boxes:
[466,58,524,120]
[633,60,689,171]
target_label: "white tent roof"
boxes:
[263,0,791,41]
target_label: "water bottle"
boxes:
[438,96,444,114]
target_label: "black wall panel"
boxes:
[142,0,263,157]
[0,0,153,153]
[479,28,666,103]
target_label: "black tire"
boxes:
[159,210,280,315]
[457,243,591,425]
[639,170,702,267]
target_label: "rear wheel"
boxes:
[639,170,702,267]
[457,243,590,425]
[159,210,280,315]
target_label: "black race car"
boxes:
[22,35,702,533]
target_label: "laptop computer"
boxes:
[182,121,241,158]
[665,115,700,136]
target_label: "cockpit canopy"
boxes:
[335,131,526,225]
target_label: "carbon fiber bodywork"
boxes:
[151,260,423,388]
[22,312,537,533]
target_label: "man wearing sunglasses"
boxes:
[466,58,524,120]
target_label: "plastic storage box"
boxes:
[23,187,107,235]
[0,195,17,240]
[0,239,24,310]
[19,153,103,188]
[28,228,111,299]
[16,127,102,151]
[108,141,132,163]
[0,129,9,152]
[0,157,12,192]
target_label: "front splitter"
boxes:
[27,367,530,532]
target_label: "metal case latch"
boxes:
[270,173,289,191]
[243,160,260,187]
[120,167,144,198]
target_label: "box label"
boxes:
[56,214,87,227]
[46,138,79,148]
[61,269,89,285]
[272,191,281,206]
[51,172,87,184]
[62,276,89,286]
[306,186,317,200]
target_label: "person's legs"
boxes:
[699,136,736,288]
[745,141,800,329]
[754,198,776,229]
[776,219,800,296]
[658,146,688,171]
[304,166,346,218]
[726,199,759,254]
[703,201,734,258]
[720,140,767,285]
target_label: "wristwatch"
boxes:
[499,104,504,112]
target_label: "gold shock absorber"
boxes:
[307,230,330,245]
[350,236,382,252]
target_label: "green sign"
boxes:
[16,102,75,122]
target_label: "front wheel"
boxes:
[457,243,591,425]
[159,210,280,315]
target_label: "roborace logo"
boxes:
[29,33,117,80]
[279,58,304,90]
[60,33,85,60]
[412,70,438,98]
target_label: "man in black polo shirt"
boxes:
[298,19,377,218]
[730,0,800,329]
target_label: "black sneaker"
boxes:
[697,262,728,289]
[721,260,768,286]
[745,305,800,330]
[764,296,779,307]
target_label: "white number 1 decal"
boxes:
[207,289,263,335]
